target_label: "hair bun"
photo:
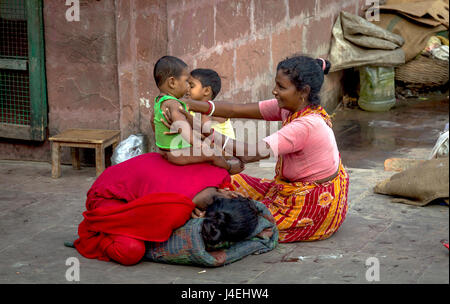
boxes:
[316,58,331,75]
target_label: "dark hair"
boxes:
[201,196,259,246]
[153,55,188,88]
[190,68,222,100]
[276,55,331,107]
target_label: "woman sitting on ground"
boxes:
[164,55,349,243]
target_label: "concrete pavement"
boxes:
[0,96,448,284]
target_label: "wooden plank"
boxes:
[0,58,27,70]
[56,142,96,149]
[49,129,121,144]
[27,0,48,141]
[95,144,105,177]
[71,147,80,170]
[102,135,121,148]
[51,142,61,178]
[0,123,32,140]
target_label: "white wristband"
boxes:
[207,100,215,117]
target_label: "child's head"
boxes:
[153,56,190,99]
[201,196,259,246]
[188,68,221,101]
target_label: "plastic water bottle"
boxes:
[358,66,396,112]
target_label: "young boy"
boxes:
[188,68,235,140]
[152,56,242,174]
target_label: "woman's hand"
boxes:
[217,188,247,199]
[191,207,206,219]
[161,106,194,134]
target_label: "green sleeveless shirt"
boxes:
[153,95,192,150]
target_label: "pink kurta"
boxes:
[259,99,340,182]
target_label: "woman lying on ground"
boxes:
[162,55,350,243]
[71,152,275,266]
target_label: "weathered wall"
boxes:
[166,0,367,109]
[0,0,120,163]
[115,0,167,151]
[165,0,368,141]
[0,0,368,162]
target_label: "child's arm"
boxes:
[160,100,243,173]
[161,99,200,145]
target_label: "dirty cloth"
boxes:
[145,201,278,267]
[374,157,449,206]
[329,11,405,72]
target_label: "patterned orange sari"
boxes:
[229,106,349,242]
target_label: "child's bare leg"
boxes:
[162,147,228,168]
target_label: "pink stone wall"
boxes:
[0,0,120,163]
[166,0,368,109]
[0,0,369,162]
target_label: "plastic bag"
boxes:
[431,45,449,61]
[429,128,449,159]
[111,134,147,165]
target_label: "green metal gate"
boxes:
[0,0,47,141]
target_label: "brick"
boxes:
[135,10,167,63]
[255,82,275,102]
[304,15,334,56]
[230,89,252,104]
[169,4,215,55]
[216,0,251,43]
[196,47,235,92]
[236,37,270,84]
[271,24,303,71]
[289,0,316,19]
[341,2,358,16]
[254,0,287,30]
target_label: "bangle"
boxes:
[205,100,213,115]
[207,101,215,117]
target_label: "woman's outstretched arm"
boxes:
[184,99,264,120]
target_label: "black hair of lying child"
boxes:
[201,196,260,246]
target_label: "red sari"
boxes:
[74,153,230,265]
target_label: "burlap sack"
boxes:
[372,13,447,62]
[374,157,449,206]
[379,0,449,28]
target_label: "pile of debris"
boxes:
[330,0,449,110]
